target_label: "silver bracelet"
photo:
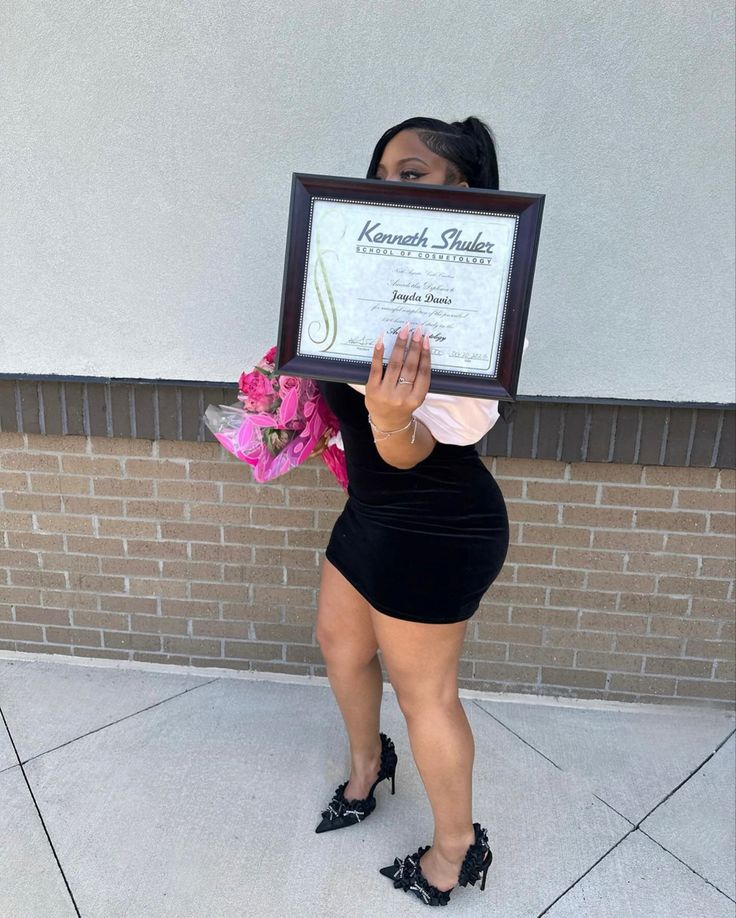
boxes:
[368,414,418,445]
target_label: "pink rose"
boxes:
[238,369,279,412]
[256,346,278,373]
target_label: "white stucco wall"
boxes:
[1,0,734,402]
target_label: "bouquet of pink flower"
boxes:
[203,346,348,490]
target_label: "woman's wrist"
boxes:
[367,411,413,431]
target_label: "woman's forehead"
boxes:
[380,130,442,165]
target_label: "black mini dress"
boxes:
[316,379,510,624]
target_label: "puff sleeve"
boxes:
[348,336,529,447]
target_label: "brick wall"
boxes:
[1,431,734,707]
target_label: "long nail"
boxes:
[375,331,384,349]
[423,333,430,350]
[398,321,410,340]
[412,325,423,342]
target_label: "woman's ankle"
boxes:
[433,826,477,859]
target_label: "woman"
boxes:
[314,116,524,907]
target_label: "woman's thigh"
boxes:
[369,607,468,713]
[315,557,379,665]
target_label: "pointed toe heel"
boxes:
[380,822,493,905]
[315,732,398,834]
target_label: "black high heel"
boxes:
[315,732,398,833]
[379,822,493,906]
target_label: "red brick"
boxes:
[644,657,712,678]
[541,667,606,689]
[219,483,286,506]
[580,611,647,633]
[493,458,566,479]
[10,570,66,589]
[709,513,736,535]
[35,515,95,535]
[162,636,222,657]
[30,473,91,495]
[685,638,735,661]
[125,500,187,520]
[665,534,734,557]
[649,617,720,639]
[4,492,62,513]
[506,501,559,523]
[601,485,673,508]
[587,572,656,592]
[525,482,598,503]
[658,576,730,600]
[675,680,735,701]
[224,640,283,660]
[625,553,698,576]
[569,463,643,483]
[61,456,122,476]
[643,467,718,488]
[45,627,102,647]
[125,540,188,560]
[609,673,677,695]
[2,453,60,473]
[473,660,539,682]
[549,588,617,610]
[14,606,70,626]
[564,506,635,528]
[615,634,683,656]
[576,651,642,672]
[93,477,155,498]
[157,480,221,502]
[124,459,187,479]
[160,599,219,619]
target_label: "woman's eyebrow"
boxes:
[376,157,430,172]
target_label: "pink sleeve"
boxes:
[350,337,529,446]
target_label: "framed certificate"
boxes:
[274,173,544,400]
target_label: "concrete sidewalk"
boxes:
[1,654,734,918]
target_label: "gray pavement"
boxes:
[0,655,734,918]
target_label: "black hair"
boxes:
[366,115,499,189]
[367,115,516,425]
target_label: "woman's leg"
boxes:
[370,608,475,891]
[315,558,385,798]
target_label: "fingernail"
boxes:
[423,333,430,350]
[399,321,410,340]
[412,325,422,342]
[375,331,384,349]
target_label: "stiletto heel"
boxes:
[315,732,398,833]
[379,822,493,906]
[480,852,491,891]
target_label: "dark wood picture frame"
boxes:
[275,173,544,400]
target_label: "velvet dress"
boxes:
[316,379,510,624]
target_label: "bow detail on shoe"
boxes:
[381,845,451,905]
[385,845,427,888]
[320,780,376,823]
[380,823,494,905]
[315,732,397,834]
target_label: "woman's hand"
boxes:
[365,320,431,429]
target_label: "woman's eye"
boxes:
[400,170,424,180]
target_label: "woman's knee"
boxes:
[393,681,461,720]
[315,609,378,667]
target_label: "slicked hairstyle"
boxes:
[366,115,499,189]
